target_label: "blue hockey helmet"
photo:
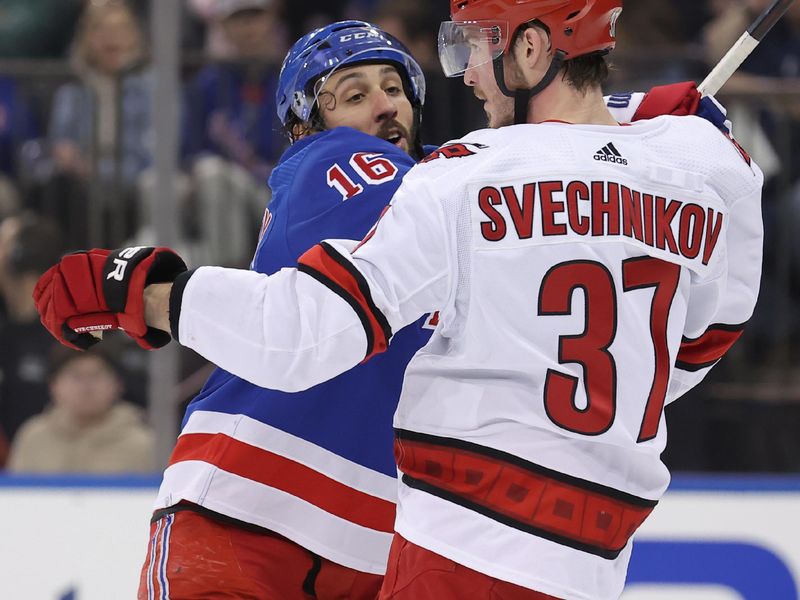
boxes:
[276,20,427,126]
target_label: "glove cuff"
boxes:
[146,248,188,285]
[168,269,197,344]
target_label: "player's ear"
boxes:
[507,25,554,89]
[519,26,550,65]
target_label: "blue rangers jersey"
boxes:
[154,127,435,574]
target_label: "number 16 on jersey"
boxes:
[327,152,399,200]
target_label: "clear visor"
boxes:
[438,20,509,78]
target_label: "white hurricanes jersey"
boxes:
[176,115,763,599]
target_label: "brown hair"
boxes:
[561,54,609,92]
[513,21,609,93]
[283,105,326,143]
[48,344,122,381]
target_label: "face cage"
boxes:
[287,47,426,123]
[438,20,510,78]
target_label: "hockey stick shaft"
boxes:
[698,0,796,96]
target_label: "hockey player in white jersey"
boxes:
[33,1,763,598]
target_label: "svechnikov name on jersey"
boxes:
[477,179,724,266]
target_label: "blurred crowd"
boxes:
[0,0,799,475]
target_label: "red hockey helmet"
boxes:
[439,0,623,78]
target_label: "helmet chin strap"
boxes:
[492,50,567,125]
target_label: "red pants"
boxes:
[378,535,560,600]
[138,509,383,600]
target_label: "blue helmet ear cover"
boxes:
[276,20,426,126]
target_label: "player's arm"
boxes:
[154,173,451,391]
[666,165,764,401]
[35,174,448,390]
[144,283,171,332]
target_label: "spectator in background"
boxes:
[187,0,235,60]
[702,0,800,180]
[182,0,287,266]
[7,345,155,473]
[0,77,39,222]
[0,77,39,181]
[705,0,800,78]
[0,214,63,445]
[703,0,800,313]
[187,0,287,61]
[46,0,152,249]
[607,1,702,88]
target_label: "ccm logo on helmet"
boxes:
[107,246,147,281]
[339,31,381,42]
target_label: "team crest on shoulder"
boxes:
[421,142,489,164]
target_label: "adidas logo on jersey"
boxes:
[594,142,628,165]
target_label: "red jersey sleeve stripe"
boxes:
[675,324,744,371]
[298,242,392,362]
[169,432,396,533]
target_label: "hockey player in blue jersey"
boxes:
[135,21,435,600]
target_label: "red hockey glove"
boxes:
[633,81,701,120]
[633,81,732,134]
[33,246,187,351]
